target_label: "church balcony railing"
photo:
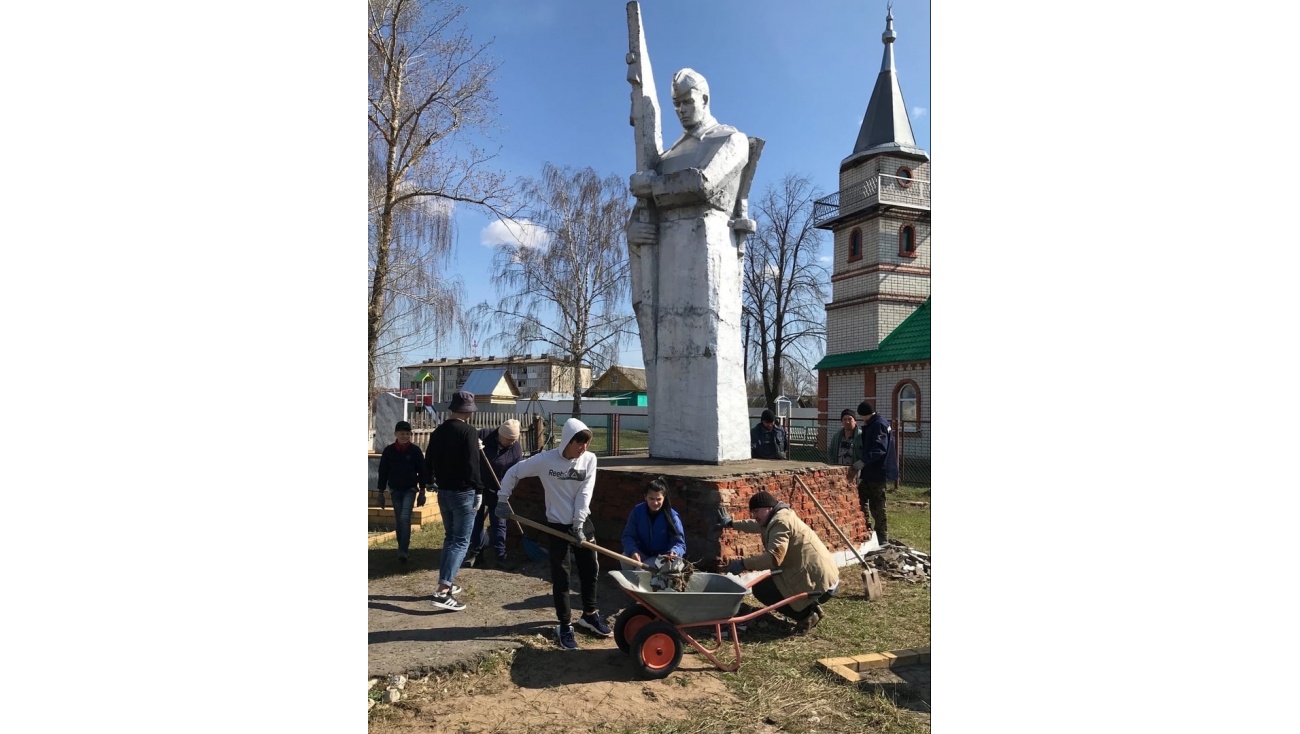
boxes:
[812,174,930,229]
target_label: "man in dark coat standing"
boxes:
[750,409,789,460]
[423,390,484,611]
[857,400,898,545]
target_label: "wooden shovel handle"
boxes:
[509,513,654,571]
[479,446,528,538]
[794,474,870,569]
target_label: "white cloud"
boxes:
[912,106,927,118]
[818,255,832,263]
[764,263,781,279]
[390,180,457,216]
[421,197,455,218]
[480,218,549,249]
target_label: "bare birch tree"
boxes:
[368,0,514,410]
[472,164,634,417]
[742,174,829,414]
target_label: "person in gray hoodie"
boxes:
[496,417,612,650]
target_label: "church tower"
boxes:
[814,7,930,422]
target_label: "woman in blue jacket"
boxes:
[620,477,686,571]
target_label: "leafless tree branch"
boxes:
[474,163,634,416]
[742,173,829,412]
[368,0,517,411]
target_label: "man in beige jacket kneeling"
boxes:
[718,490,840,633]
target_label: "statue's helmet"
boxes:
[671,68,709,101]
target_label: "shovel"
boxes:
[508,513,655,571]
[479,448,549,562]
[793,475,884,601]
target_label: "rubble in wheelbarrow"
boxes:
[649,556,695,592]
[865,541,931,583]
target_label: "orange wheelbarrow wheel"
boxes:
[631,621,684,679]
[614,603,655,655]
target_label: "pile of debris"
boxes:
[865,541,931,583]
[649,555,695,592]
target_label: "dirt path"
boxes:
[369,635,759,734]
[368,555,562,679]
[369,550,773,732]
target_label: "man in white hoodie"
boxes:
[496,417,612,650]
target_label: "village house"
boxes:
[399,354,594,407]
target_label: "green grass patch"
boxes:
[585,426,651,454]
[369,520,445,581]
[657,498,933,733]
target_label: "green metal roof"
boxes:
[815,299,930,371]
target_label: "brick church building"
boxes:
[814,8,931,474]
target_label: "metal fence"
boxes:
[412,409,550,457]
[546,412,650,456]
[788,418,931,487]
[409,410,930,487]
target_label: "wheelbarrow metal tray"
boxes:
[609,570,750,626]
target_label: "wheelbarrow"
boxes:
[609,569,808,679]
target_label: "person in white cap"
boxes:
[465,419,523,568]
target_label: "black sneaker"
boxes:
[575,612,613,638]
[462,554,478,568]
[397,552,408,564]
[556,624,578,650]
[430,592,466,612]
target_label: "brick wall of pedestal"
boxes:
[505,465,865,572]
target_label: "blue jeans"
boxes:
[388,488,418,553]
[468,491,508,560]
[437,490,477,588]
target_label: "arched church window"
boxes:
[895,381,920,433]
[899,225,917,258]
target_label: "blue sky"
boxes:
[422,0,931,375]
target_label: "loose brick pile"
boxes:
[865,542,930,583]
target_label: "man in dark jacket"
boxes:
[750,410,789,460]
[857,400,899,545]
[466,419,524,568]
[424,390,484,611]
[376,420,424,563]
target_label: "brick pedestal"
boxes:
[504,457,865,571]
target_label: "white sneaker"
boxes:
[430,593,466,611]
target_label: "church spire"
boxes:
[846,5,928,166]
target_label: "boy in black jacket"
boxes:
[376,420,425,563]
[856,401,899,545]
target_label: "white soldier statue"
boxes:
[626,2,763,463]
